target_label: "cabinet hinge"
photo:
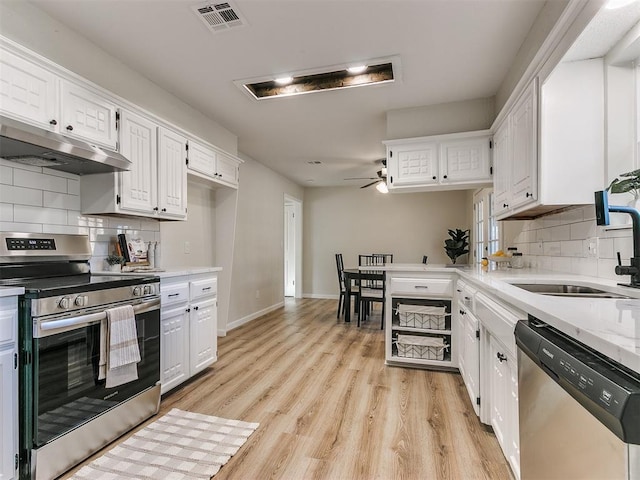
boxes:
[476,329,480,339]
[15,453,18,471]
[489,139,492,149]
[115,111,120,130]
[489,166,493,175]
[14,352,18,369]
[389,151,393,158]
[186,158,189,166]
[476,396,481,406]
[185,143,189,151]
[116,194,121,205]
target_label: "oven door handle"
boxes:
[38,298,160,335]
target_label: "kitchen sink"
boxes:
[510,283,636,299]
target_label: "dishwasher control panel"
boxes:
[515,318,640,444]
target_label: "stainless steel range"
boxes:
[0,232,161,480]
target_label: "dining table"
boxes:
[342,267,385,323]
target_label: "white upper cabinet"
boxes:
[0,48,57,129]
[188,140,216,177]
[494,59,604,220]
[388,142,438,187]
[118,109,158,214]
[82,112,187,220]
[187,139,240,188]
[214,152,240,187]
[158,127,188,218]
[60,80,118,150]
[385,130,492,193]
[0,45,118,150]
[493,81,538,218]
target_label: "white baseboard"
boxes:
[303,293,339,299]
[226,301,285,331]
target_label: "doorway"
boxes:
[284,195,302,298]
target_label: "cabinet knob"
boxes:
[66,125,74,131]
[526,192,532,198]
[432,176,436,180]
[153,207,159,211]
[459,309,465,315]
[161,208,167,212]
[194,306,199,310]
[443,175,447,179]
[497,352,507,363]
[503,203,509,208]
[186,308,191,312]
[49,119,57,126]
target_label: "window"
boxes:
[473,188,501,262]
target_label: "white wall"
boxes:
[160,181,216,268]
[303,187,470,297]
[227,154,304,330]
[386,97,495,140]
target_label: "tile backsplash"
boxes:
[0,158,160,271]
[504,205,634,280]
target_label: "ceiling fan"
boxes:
[344,159,388,191]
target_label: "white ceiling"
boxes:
[27,0,550,187]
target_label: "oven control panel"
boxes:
[32,282,160,316]
[6,237,56,250]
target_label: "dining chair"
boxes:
[357,254,385,329]
[374,253,393,264]
[335,253,359,318]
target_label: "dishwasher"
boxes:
[515,316,640,480]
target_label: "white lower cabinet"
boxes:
[160,273,217,395]
[456,279,480,416]
[0,296,18,480]
[385,273,456,369]
[476,291,521,480]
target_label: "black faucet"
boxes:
[595,190,640,288]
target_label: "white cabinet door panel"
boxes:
[0,348,16,480]
[189,298,217,375]
[509,82,537,209]
[119,110,157,214]
[188,140,216,177]
[158,127,187,218]
[215,153,239,186]
[160,306,190,395]
[390,143,438,186]
[440,137,491,183]
[0,48,57,129]
[61,81,118,149]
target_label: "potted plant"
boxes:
[105,254,125,272]
[607,168,640,202]
[444,228,470,265]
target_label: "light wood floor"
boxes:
[63,298,512,480]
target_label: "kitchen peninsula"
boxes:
[367,262,640,479]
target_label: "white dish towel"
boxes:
[98,305,141,388]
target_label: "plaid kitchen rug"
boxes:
[70,408,259,479]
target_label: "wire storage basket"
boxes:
[396,304,448,329]
[395,335,448,360]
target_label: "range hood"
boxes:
[0,115,131,175]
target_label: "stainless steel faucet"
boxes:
[595,190,640,288]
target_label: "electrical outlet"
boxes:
[184,241,191,254]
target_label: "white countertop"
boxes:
[370,263,640,373]
[0,286,24,297]
[94,266,222,278]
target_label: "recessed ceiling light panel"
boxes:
[235,56,400,100]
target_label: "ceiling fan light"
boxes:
[381,166,388,176]
[376,181,389,194]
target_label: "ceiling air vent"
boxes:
[192,1,247,33]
